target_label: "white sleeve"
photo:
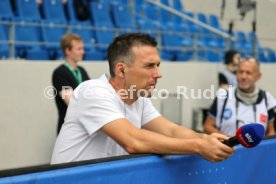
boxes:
[266,91,276,110]
[77,85,124,135]
[141,98,160,126]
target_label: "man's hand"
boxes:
[197,133,235,162]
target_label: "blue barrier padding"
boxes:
[1,138,276,184]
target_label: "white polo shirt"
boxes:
[51,74,160,164]
[209,87,276,136]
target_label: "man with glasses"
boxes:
[204,56,276,136]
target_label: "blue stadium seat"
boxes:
[193,48,222,62]
[94,27,115,52]
[14,20,49,60]
[210,16,228,49]
[160,50,175,61]
[247,32,261,50]
[90,2,116,51]
[197,13,209,25]
[239,48,253,58]
[161,28,192,48]
[159,0,186,35]
[41,0,67,22]
[160,0,170,6]
[167,21,192,45]
[90,2,113,27]
[137,20,159,39]
[135,0,145,6]
[161,0,185,12]
[169,1,188,31]
[0,0,14,20]
[135,0,147,13]
[173,0,185,12]
[185,12,201,33]
[65,0,92,22]
[41,20,66,59]
[70,21,95,46]
[70,21,105,60]
[145,3,162,29]
[196,13,224,49]
[176,50,193,61]
[173,15,190,34]
[205,49,222,62]
[209,14,222,30]
[84,50,106,61]
[159,0,175,24]
[161,24,193,61]
[65,0,78,22]
[197,13,213,34]
[110,3,136,31]
[120,0,129,4]
[265,48,276,62]
[14,0,41,21]
[195,49,206,61]
[258,49,269,63]
[0,24,9,59]
[233,31,252,51]
[135,1,147,26]
[200,33,223,48]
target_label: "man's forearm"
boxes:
[169,125,203,139]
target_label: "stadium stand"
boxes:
[0,0,14,20]
[110,3,137,31]
[41,0,67,22]
[0,0,275,62]
[14,0,41,21]
[65,0,78,22]
[265,48,276,62]
[90,1,116,52]
[41,20,66,60]
[70,21,105,60]
[14,19,49,60]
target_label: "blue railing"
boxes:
[1,137,276,184]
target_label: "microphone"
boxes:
[223,123,265,148]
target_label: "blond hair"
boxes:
[60,33,83,54]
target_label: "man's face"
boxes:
[66,40,85,62]
[236,59,261,93]
[125,45,162,98]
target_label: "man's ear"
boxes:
[116,62,126,78]
[121,68,125,75]
[64,48,70,55]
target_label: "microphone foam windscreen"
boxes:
[236,123,265,148]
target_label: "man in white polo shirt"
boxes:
[51,33,235,164]
[204,56,276,137]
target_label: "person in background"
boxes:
[52,33,90,135]
[204,56,276,137]
[218,50,240,89]
[73,0,91,21]
[51,33,235,164]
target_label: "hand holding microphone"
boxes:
[223,123,265,148]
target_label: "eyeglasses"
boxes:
[240,56,258,63]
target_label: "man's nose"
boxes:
[241,72,247,78]
[153,68,162,78]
